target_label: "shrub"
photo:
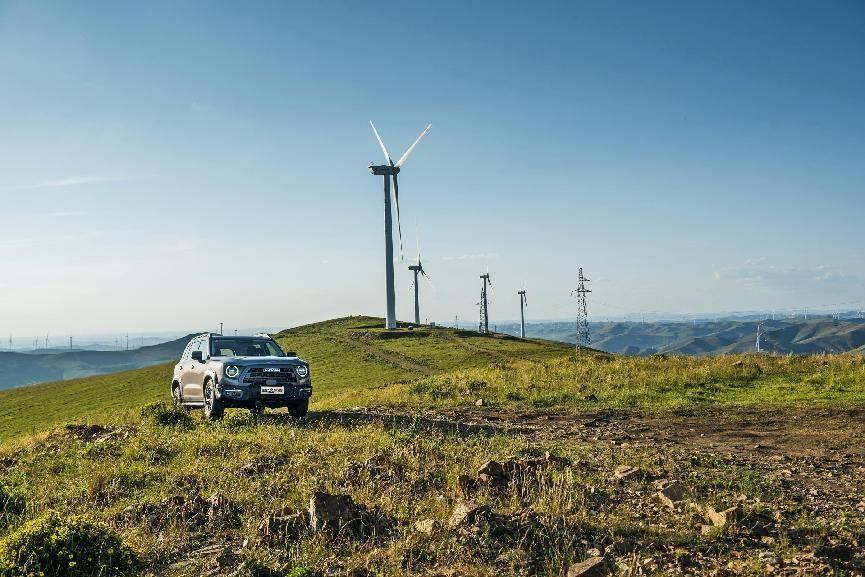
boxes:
[139,401,194,428]
[0,512,139,577]
[0,483,24,526]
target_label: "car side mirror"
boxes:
[191,351,204,362]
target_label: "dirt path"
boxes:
[317,405,865,519]
[332,336,438,376]
[324,406,865,462]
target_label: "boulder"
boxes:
[447,500,489,530]
[258,507,309,544]
[567,556,608,577]
[613,465,641,480]
[656,481,688,509]
[412,518,439,535]
[455,474,477,499]
[309,492,390,540]
[704,504,742,527]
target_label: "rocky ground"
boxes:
[2,405,864,576]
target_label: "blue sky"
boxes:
[1,0,863,335]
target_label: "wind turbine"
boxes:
[369,121,432,329]
[517,283,527,339]
[408,236,430,326]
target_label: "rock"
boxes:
[567,556,608,577]
[613,465,641,480]
[475,398,485,406]
[815,544,853,561]
[477,460,506,478]
[412,518,438,535]
[258,507,309,544]
[447,500,489,530]
[455,474,477,499]
[309,492,390,540]
[544,451,572,467]
[705,504,742,527]
[656,481,688,509]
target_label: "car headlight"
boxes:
[295,365,308,378]
[225,365,240,378]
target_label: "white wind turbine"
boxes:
[368,122,432,329]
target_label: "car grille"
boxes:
[243,367,298,386]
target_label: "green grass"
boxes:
[0,316,863,444]
[1,317,864,575]
[2,406,858,576]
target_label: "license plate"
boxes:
[260,386,284,395]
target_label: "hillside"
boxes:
[2,316,864,444]
[0,317,573,442]
[498,318,865,356]
[0,335,193,390]
[0,318,863,575]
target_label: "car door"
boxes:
[180,339,204,402]
[176,340,193,398]
[185,338,208,401]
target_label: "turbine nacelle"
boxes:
[369,164,400,176]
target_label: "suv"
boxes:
[171,333,311,420]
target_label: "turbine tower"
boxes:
[478,270,492,334]
[408,238,430,326]
[517,284,527,339]
[756,322,764,353]
[369,121,432,329]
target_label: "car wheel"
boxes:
[171,383,183,407]
[288,399,308,419]
[203,380,224,421]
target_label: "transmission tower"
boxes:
[478,271,491,334]
[570,267,591,350]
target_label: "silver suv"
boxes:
[171,333,311,420]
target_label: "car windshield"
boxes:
[210,338,285,357]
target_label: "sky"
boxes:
[1,0,864,337]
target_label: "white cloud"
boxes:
[714,261,862,289]
[17,176,125,189]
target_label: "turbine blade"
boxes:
[395,124,431,167]
[369,121,393,165]
[393,174,404,260]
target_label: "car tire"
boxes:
[203,379,224,421]
[288,399,308,419]
[172,383,183,407]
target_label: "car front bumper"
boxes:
[215,383,312,407]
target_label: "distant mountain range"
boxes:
[0,335,193,390]
[497,318,865,356]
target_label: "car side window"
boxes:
[197,339,208,358]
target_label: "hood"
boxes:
[214,355,307,366]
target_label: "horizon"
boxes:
[2,1,863,336]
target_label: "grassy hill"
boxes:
[2,316,864,444]
[0,335,193,391]
[0,317,573,442]
[1,317,864,575]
